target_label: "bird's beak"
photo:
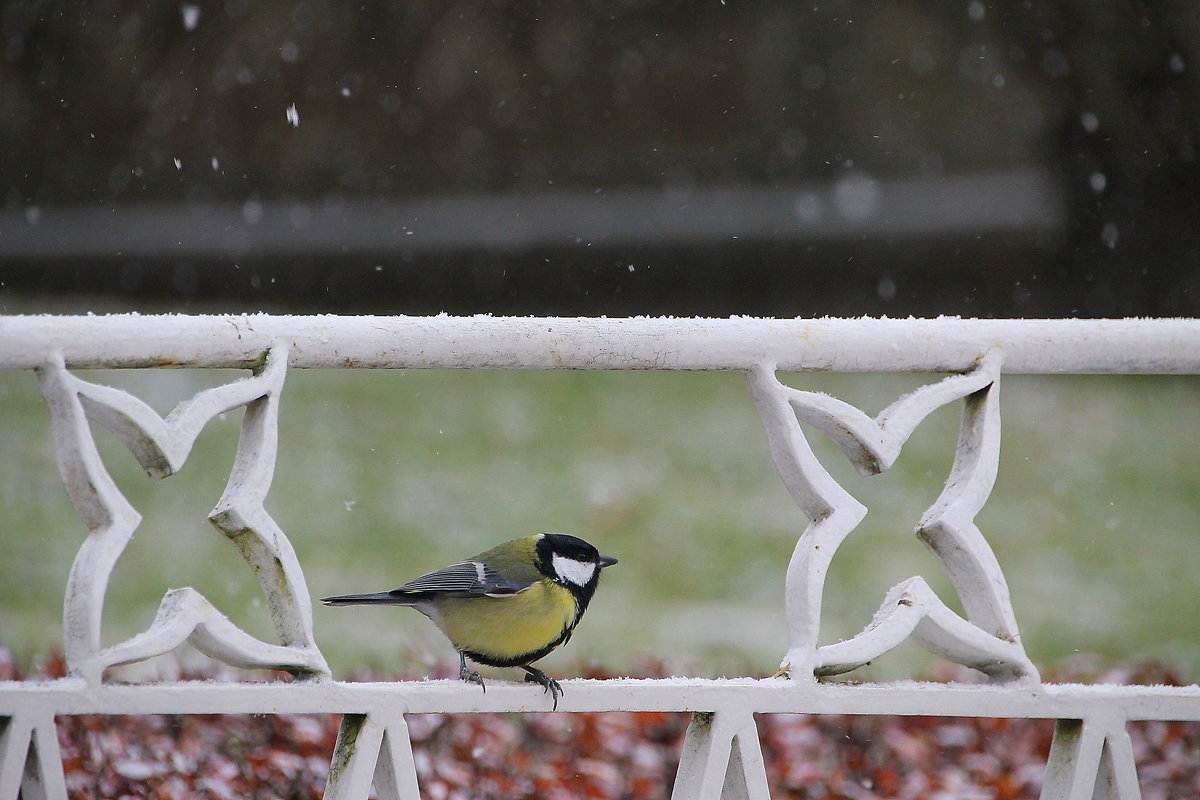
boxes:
[598,555,618,568]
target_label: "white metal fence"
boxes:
[2,315,1199,800]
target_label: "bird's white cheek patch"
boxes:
[552,554,596,587]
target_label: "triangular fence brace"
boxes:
[1040,716,1141,800]
[0,712,68,800]
[324,712,422,800]
[671,710,771,800]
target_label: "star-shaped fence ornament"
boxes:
[746,351,1038,683]
[37,344,330,683]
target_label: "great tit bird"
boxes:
[321,533,617,709]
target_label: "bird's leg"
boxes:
[521,666,562,710]
[459,651,486,693]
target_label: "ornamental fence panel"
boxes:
[1,315,1198,800]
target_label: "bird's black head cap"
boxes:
[535,533,617,608]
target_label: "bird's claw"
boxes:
[460,667,487,692]
[521,666,562,710]
[458,653,486,693]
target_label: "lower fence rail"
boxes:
[3,678,1199,799]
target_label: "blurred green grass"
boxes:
[2,365,1198,681]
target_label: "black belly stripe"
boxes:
[462,622,575,668]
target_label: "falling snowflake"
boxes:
[180,4,200,31]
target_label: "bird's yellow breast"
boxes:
[432,581,578,664]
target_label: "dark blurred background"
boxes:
[2,0,1198,317]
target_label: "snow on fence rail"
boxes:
[1,314,1199,800]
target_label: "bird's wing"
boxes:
[392,560,530,598]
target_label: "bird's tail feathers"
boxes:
[321,592,416,607]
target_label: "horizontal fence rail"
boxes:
[1,315,1200,372]
[4,679,1200,720]
[1,314,1198,800]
